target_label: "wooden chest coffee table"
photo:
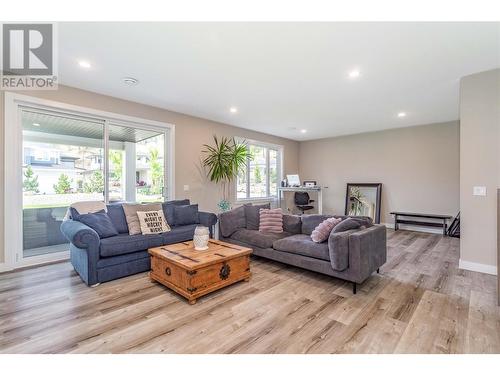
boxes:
[148,239,252,304]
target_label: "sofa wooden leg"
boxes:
[352,282,357,294]
[90,283,100,288]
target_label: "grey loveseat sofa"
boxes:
[219,206,386,293]
[61,199,217,286]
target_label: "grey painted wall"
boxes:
[298,121,460,225]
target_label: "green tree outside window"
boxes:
[23,165,40,193]
[109,150,123,182]
[53,174,73,194]
[83,170,104,193]
[149,148,163,195]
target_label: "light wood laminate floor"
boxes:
[1,230,499,353]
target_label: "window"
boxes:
[236,140,282,200]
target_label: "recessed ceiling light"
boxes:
[397,112,407,118]
[33,123,40,127]
[348,70,360,78]
[229,107,238,113]
[78,60,91,69]
[123,77,139,86]
[300,129,307,134]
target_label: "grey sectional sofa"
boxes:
[61,199,217,286]
[219,206,386,293]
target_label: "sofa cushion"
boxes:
[173,204,200,226]
[99,234,149,257]
[106,204,129,234]
[99,224,198,258]
[301,214,334,235]
[272,234,330,261]
[147,233,165,248]
[245,203,270,230]
[123,203,163,235]
[70,208,118,239]
[230,228,291,249]
[162,199,190,226]
[219,205,247,237]
[97,249,149,269]
[283,214,302,234]
[162,224,197,245]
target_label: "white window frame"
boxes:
[3,92,175,271]
[235,138,283,203]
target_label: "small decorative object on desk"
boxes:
[303,180,317,187]
[193,225,210,250]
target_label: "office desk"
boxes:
[278,186,323,214]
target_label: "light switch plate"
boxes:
[183,185,190,192]
[473,186,487,196]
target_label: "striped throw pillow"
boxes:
[259,208,283,233]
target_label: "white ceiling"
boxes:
[58,22,500,141]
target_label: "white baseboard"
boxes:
[382,222,444,235]
[459,259,497,276]
[0,262,14,273]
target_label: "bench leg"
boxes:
[352,282,357,294]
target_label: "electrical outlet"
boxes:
[473,186,487,196]
[183,185,190,192]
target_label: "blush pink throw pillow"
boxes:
[311,217,342,243]
[259,208,283,233]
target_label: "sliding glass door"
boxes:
[13,103,171,264]
[21,109,105,258]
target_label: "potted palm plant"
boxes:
[202,135,251,212]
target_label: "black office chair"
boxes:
[294,192,315,215]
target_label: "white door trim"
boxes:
[3,92,176,271]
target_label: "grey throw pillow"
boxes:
[173,204,200,226]
[331,217,373,233]
[219,205,247,237]
[245,203,270,230]
[283,214,302,234]
[350,217,373,228]
[162,199,190,226]
[70,208,118,239]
